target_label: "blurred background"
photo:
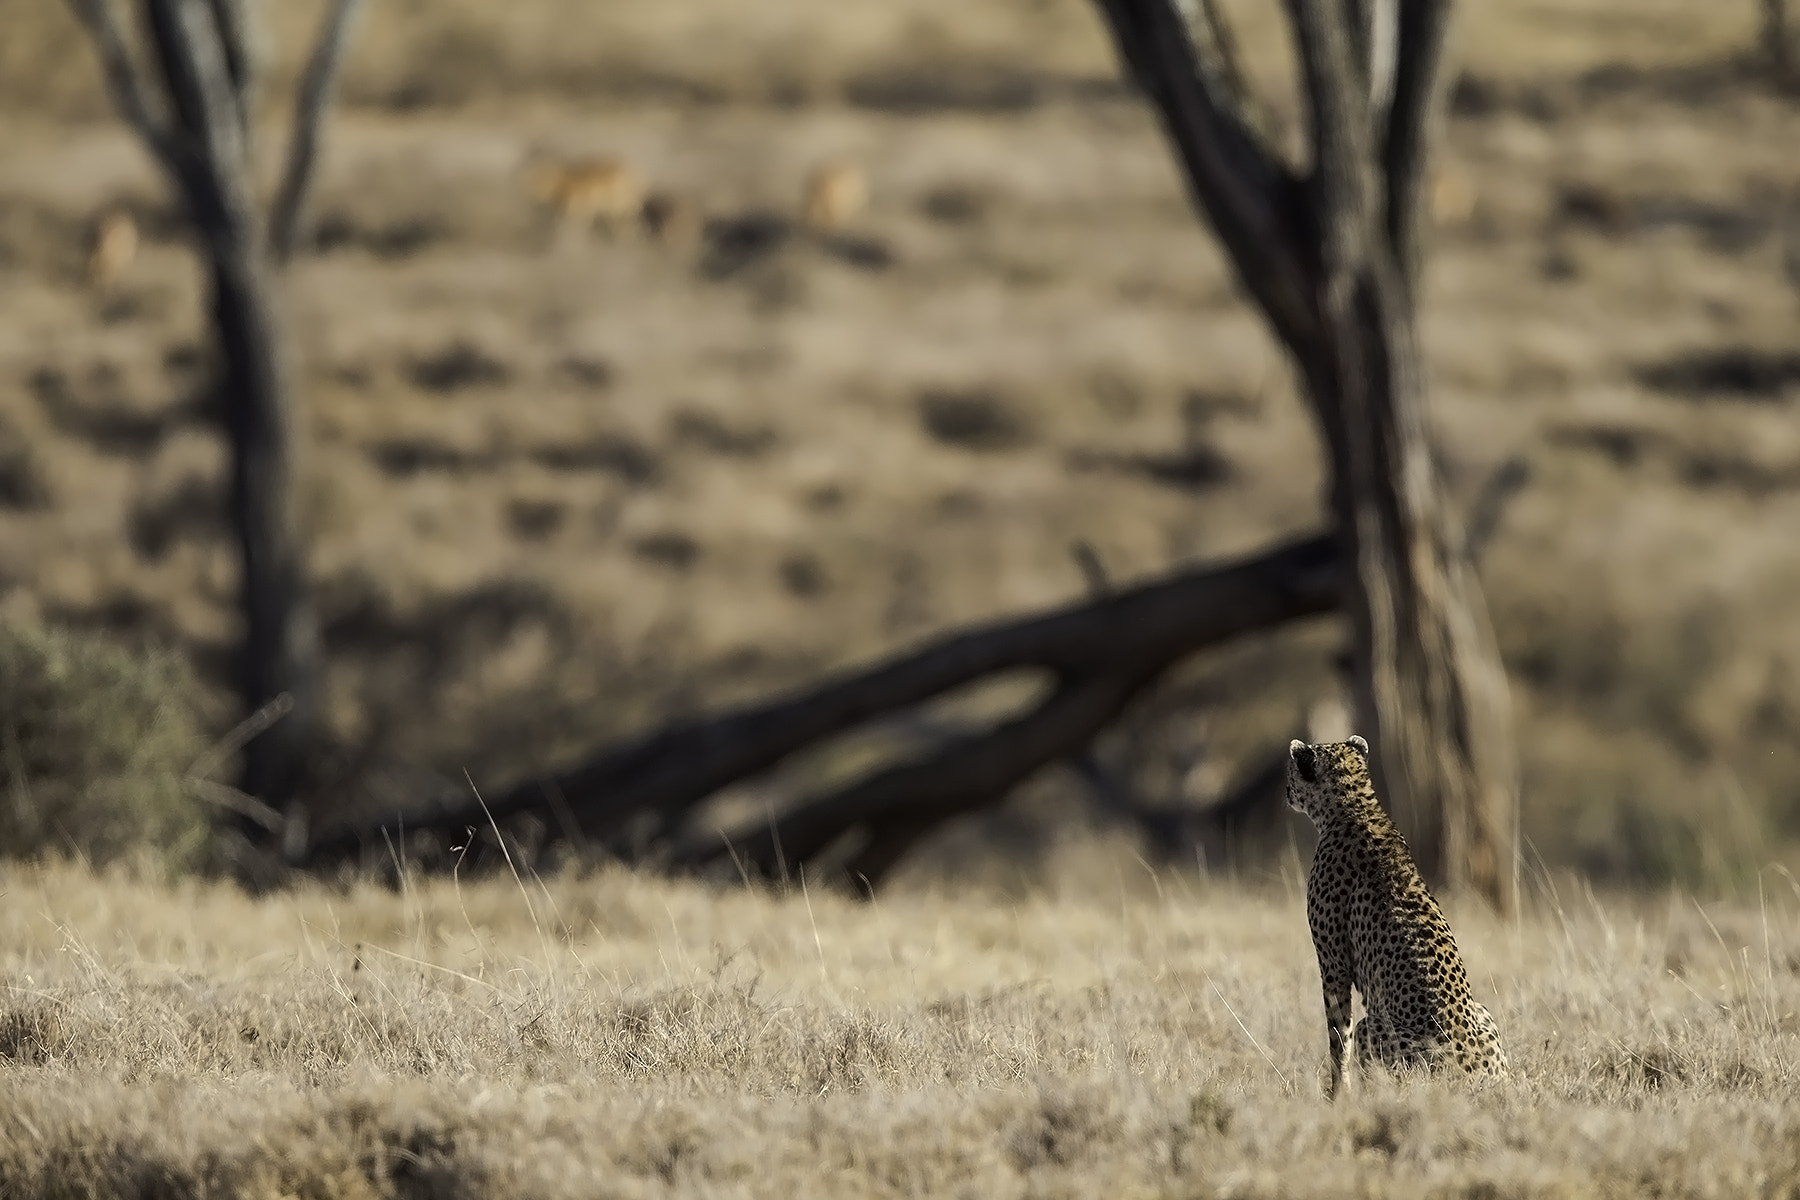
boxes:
[0,0,1796,891]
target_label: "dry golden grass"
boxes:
[4,3,1798,1192]
[5,3,1799,1189]
[4,858,1800,1197]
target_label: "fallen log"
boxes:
[301,531,1343,885]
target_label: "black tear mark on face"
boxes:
[1290,739,1318,784]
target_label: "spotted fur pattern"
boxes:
[1286,737,1508,1097]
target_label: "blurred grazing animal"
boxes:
[1285,736,1508,1099]
[527,157,646,233]
[87,208,139,291]
[1428,169,1476,226]
[641,190,700,250]
[803,161,868,231]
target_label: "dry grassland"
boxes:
[5,859,1800,1197]
[4,2,1799,1193]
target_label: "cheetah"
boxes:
[1286,736,1507,1098]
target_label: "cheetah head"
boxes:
[1285,735,1371,821]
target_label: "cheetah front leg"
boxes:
[1322,974,1354,1098]
[1313,931,1355,1099]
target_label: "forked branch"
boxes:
[67,0,185,178]
[1091,0,1318,351]
[271,0,366,262]
[202,0,258,130]
[1093,0,1517,906]
[145,0,245,184]
[1283,0,1377,268]
[1176,0,1269,141]
[69,0,345,846]
[1380,0,1456,286]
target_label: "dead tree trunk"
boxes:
[210,247,318,818]
[1091,0,1517,907]
[70,0,362,848]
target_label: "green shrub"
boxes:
[0,622,212,871]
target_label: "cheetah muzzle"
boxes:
[1286,736,1508,1097]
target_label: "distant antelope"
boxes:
[1428,169,1475,226]
[526,156,646,233]
[87,207,138,291]
[803,161,867,231]
[641,190,700,250]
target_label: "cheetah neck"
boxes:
[1313,785,1398,841]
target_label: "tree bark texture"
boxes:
[1092,0,1517,908]
[211,248,320,818]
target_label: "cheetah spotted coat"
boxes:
[1286,736,1508,1097]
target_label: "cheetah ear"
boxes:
[1347,735,1369,758]
[1288,739,1318,783]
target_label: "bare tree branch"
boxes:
[142,0,257,245]
[1174,0,1275,143]
[301,532,1344,868]
[1103,0,1517,907]
[1346,0,1400,124]
[1380,0,1456,288]
[1069,539,1112,598]
[1070,719,1296,867]
[203,0,258,140]
[72,0,343,856]
[1092,0,1320,352]
[271,0,366,263]
[1284,0,1377,271]
[144,0,216,155]
[169,0,249,180]
[1461,454,1530,563]
[67,0,185,177]
[680,664,1165,890]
